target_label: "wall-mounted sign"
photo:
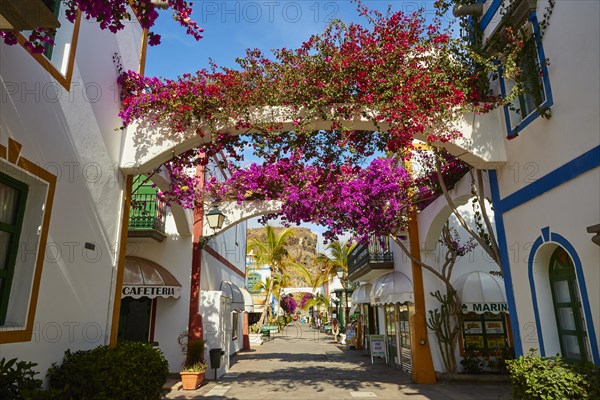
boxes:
[246,272,262,294]
[121,285,181,299]
[462,302,508,314]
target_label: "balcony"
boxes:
[128,193,167,242]
[348,236,394,282]
[0,0,61,30]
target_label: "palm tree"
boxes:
[314,240,357,326]
[303,293,332,324]
[247,225,304,328]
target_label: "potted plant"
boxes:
[180,361,207,390]
[249,323,263,345]
[178,334,207,390]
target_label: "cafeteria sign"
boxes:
[122,285,181,299]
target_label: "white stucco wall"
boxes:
[0,12,143,378]
[490,0,600,199]
[484,0,600,362]
[501,170,599,359]
[126,211,193,373]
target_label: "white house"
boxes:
[0,2,251,382]
[479,0,599,365]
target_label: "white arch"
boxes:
[281,287,319,296]
[418,172,494,251]
[120,107,506,174]
[202,200,282,237]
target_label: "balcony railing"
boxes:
[128,193,167,241]
[348,236,394,281]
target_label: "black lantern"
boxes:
[206,205,225,230]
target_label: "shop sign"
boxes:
[462,302,508,313]
[122,285,181,299]
[246,272,262,294]
[369,335,387,364]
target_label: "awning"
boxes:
[240,287,254,312]
[220,281,254,312]
[370,271,414,305]
[122,256,181,299]
[453,271,508,314]
[351,283,373,305]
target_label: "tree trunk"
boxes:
[257,273,275,329]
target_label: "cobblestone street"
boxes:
[166,324,512,399]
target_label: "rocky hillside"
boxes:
[247,227,319,287]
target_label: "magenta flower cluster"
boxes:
[280,294,297,315]
[207,156,413,244]
[1,0,203,53]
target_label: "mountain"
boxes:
[247,227,319,287]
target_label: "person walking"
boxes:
[331,317,339,343]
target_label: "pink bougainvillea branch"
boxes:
[117,6,483,242]
[1,0,203,53]
[118,8,500,163]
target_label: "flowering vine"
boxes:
[1,0,203,53]
[119,7,499,164]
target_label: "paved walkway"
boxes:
[165,323,512,399]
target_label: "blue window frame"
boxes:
[499,12,553,138]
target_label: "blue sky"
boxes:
[145,1,445,78]
[144,1,443,244]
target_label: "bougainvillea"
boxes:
[1,0,203,53]
[118,6,499,164]
[299,293,314,310]
[280,294,297,315]
[207,155,418,243]
[118,5,486,244]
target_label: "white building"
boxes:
[479,0,599,365]
[0,2,250,381]
[349,0,600,382]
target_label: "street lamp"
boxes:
[206,205,225,230]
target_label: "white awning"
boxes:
[453,271,508,314]
[240,287,254,312]
[370,271,414,305]
[122,256,181,299]
[351,283,372,305]
[220,281,253,312]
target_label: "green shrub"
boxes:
[459,346,484,374]
[0,357,42,399]
[506,349,599,400]
[47,341,168,400]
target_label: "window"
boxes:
[232,312,239,340]
[500,13,553,137]
[0,140,56,344]
[18,1,80,89]
[462,312,510,353]
[384,304,397,365]
[41,0,62,60]
[0,173,29,325]
[549,248,589,362]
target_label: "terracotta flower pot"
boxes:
[180,371,205,390]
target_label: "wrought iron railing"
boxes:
[128,193,166,232]
[348,236,394,279]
